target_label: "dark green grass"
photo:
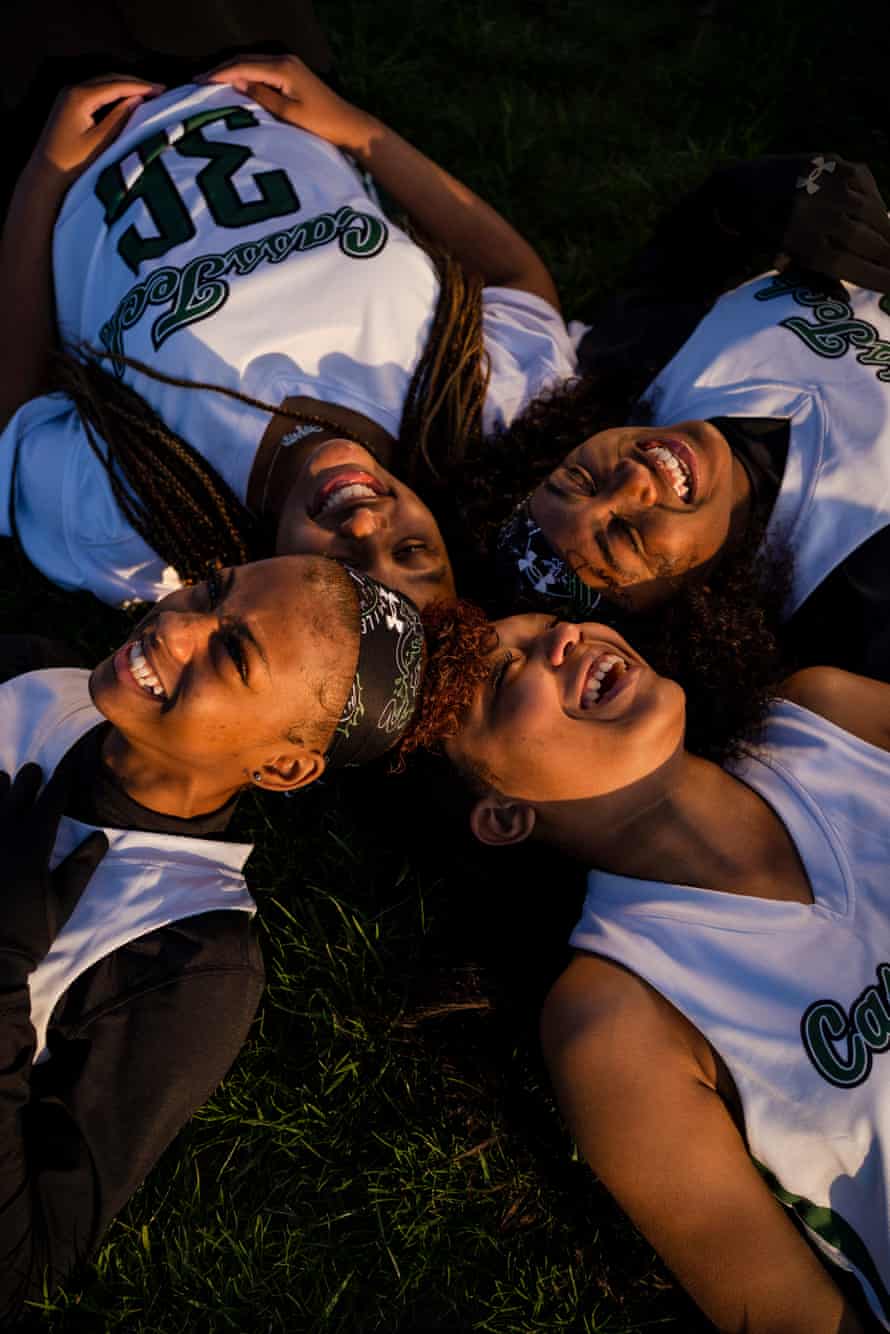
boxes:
[4,1,886,1329]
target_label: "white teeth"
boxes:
[317,482,379,517]
[128,641,166,699]
[581,654,627,708]
[644,442,690,500]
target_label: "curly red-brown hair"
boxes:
[395,599,495,766]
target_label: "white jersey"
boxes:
[0,670,254,1061]
[570,700,890,1327]
[644,271,890,615]
[0,84,575,605]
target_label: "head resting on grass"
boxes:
[398,589,784,859]
[90,556,424,818]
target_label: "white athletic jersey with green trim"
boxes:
[53,82,575,499]
[643,270,890,616]
[570,700,890,1327]
[0,83,574,606]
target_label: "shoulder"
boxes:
[780,665,852,711]
[541,951,714,1089]
[780,667,890,752]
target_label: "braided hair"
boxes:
[50,350,261,587]
[44,246,488,587]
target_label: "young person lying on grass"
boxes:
[406,603,890,1333]
[453,179,890,682]
[0,56,574,610]
[0,556,423,1322]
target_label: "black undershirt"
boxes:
[704,422,890,682]
[0,636,237,836]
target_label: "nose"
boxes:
[153,609,212,662]
[542,620,579,667]
[337,506,388,541]
[605,457,659,509]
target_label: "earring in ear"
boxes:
[253,771,263,784]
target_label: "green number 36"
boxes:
[94,106,301,274]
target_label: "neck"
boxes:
[247,396,397,518]
[542,750,812,904]
[101,729,241,820]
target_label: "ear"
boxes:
[469,793,536,847]
[255,749,327,793]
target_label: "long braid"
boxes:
[45,242,489,587]
[397,246,490,494]
[52,350,262,585]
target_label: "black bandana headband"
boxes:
[495,498,604,616]
[325,569,425,769]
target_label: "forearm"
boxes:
[340,114,559,307]
[0,163,67,431]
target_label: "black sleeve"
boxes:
[0,637,85,687]
[0,911,264,1324]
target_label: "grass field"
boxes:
[3,1,886,1329]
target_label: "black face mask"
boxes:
[495,497,606,617]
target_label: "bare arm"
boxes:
[201,54,560,309]
[781,666,890,753]
[541,954,866,1334]
[0,77,162,432]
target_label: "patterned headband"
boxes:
[495,498,604,616]
[325,569,425,768]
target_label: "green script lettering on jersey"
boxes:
[754,272,890,383]
[95,106,301,273]
[801,963,890,1088]
[99,204,389,365]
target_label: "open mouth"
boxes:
[125,638,168,701]
[580,652,628,708]
[308,469,388,520]
[640,438,697,504]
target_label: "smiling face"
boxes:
[529,420,751,612]
[444,614,685,804]
[89,557,357,804]
[275,439,456,608]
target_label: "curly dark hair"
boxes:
[401,526,789,787]
[627,521,792,765]
[396,599,495,768]
[441,367,654,602]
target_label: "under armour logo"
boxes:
[380,588,405,634]
[796,155,837,195]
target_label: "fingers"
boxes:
[86,94,145,149]
[240,82,291,119]
[59,78,164,131]
[196,53,303,87]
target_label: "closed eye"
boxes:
[490,650,515,696]
[610,516,645,559]
[217,619,250,685]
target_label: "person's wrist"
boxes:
[338,110,383,161]
[18,155,74,199]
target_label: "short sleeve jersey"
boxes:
[643,270,890,618]
[53,83,576,495]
